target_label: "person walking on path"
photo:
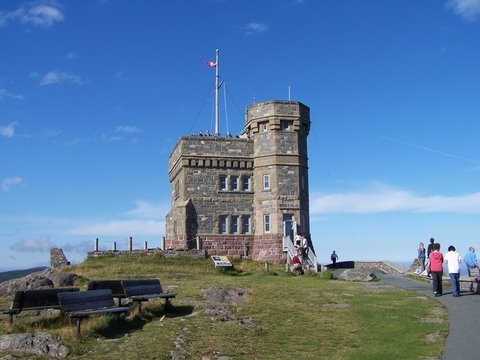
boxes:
[429,243,444,297]
[444,245,462,297]
[463,246,478,276]
[330,250,338,268]
[417,242,426,273]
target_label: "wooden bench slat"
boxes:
[129,293,176,301]
[121,279,175,313]
[87,280,126,299]
[68,307,131,318]
[121,279,174,297]
[58,289,117,312]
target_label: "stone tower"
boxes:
[165,100,311,264]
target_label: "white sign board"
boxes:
[211,255,233,267]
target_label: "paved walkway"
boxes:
[376,272,480,360]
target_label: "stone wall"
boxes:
[354,261,405,275]
[87,248,207,259]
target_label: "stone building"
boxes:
[165,100,314,264]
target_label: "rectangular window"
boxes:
[219,175,227,191]
[280,120,292,130]
[231,216,239,234]
[263,174,270,190]
[230,176,239,191]
[241,215,250,234]
[260,121,268,132]
[263,214,270,233]
[242,175,250,191]
[219,215,228,234]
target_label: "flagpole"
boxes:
[215,49,219,136]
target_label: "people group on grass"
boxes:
[418,237,478,297]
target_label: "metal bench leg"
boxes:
[75,318,82,338]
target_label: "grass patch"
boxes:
[0,256,447,359]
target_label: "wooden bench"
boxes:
[87,280,126,305]
[121,279,175,313]
[57,289,130,337]
[2,287,80,324]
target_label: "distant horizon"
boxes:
[0,258,416,274]
[1,258,474,277]
[2,1,480,270]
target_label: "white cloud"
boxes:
[124,200,168,218]
[10,235,54,252]
[116,125,142,134]
[310,183,480,214]
[446,0,480,20]
[67,219,164,236]
[0,3,64,28]
[64,51,77,60]
[66,200,167,236]
[1,176,24,191]
[0,122,18,138]
[0,89,24,101]
[39,71,85,85]
[244,22,269,35]
[115,71,127,81]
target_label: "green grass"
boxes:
[0,255,447,359]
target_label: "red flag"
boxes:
[206,61,216,67]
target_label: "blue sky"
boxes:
[1,0,480,270]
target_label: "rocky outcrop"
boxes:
[0,269,81,297]
[0,333,69,358]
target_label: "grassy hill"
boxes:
[0,255,447,359]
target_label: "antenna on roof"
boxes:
[288,85,291,101]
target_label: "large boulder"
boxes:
[0,333,69,358]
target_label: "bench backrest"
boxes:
[58,289,116,313]
[121,279,163,297]
[8,291,24,311]
[22,288,80,310]
[8,288,80,311]
[87,280,125,298]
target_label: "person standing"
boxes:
[417,242,426,273]
[444,245,462,297]
[427,238,435,258]
[463,247,478,276]
[330,251,338,268]
[302,235,309,256]
[295,233,302,250]
[426,237,435,276]
[429,243,444,297]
